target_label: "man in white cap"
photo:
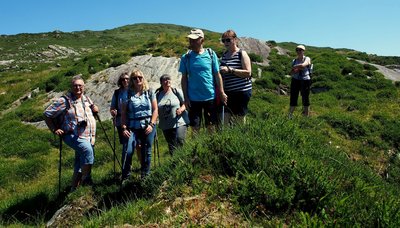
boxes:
[179,29,227,132]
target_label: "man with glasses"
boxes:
[179,28,227,133]
[44,74,99,191]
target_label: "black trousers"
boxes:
[290,78,311,106]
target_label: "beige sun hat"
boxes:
[187,29,204,39]
[296,45,306,51]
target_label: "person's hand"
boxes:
[110,109,117,117]
[145,124,153,135]
[176,107,183,116]
[123,129,131,138]
[91,104,99,114]
[220,66,230,74]
[185,100,191,110]
[221,92,228,105]
[54,129,64,136]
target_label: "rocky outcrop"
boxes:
[238,37,270,65]
[353,59,400,82]
[46,195,97,228]
[38,44,80,59]
[274,46,290,56]
[0,60,15,66]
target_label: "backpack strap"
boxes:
[155,87,162,101]
[206,48,214,71]
[172,88,184,105]
[185,50,192,77]
[114,88,120,107]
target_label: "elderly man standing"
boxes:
[179,28,227,132]
[44,75,99,191]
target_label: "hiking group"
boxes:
[44,28,312,192]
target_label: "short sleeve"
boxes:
[178,54,188,74]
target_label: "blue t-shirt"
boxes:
[178,49,220,101]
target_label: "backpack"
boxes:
[45,94,93,133]
[45,95,71,132]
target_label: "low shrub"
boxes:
[320,113,369,139]
[248,53,263,62]
[0,118,51,158]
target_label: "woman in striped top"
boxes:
[219,30,252,124]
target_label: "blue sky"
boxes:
[1,0,399,56]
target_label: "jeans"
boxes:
[63,134,94,173]
[122,126,156,178]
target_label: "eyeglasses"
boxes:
[73,84,84,88]
[221,38,232,43]
[132,76,143,81]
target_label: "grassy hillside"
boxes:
[0,23,400,226]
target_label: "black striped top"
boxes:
[221,50,252,92]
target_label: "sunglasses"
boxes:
[221,38,232,43]
[132,76,143,81]
[121,78,129,81]
[296,49,304,52]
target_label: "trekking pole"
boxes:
[58,135,62,195]
[113,117,116,180]
[172,111,181,156]
[221,105,225,130]
[153,130,157,167]
[95,114,123,170]
[156,130,160,166]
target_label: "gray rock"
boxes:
[238,37,271,66]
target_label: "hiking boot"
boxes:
[70,186,77,193]
[121,173,130,181]
[81,176,93,186]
